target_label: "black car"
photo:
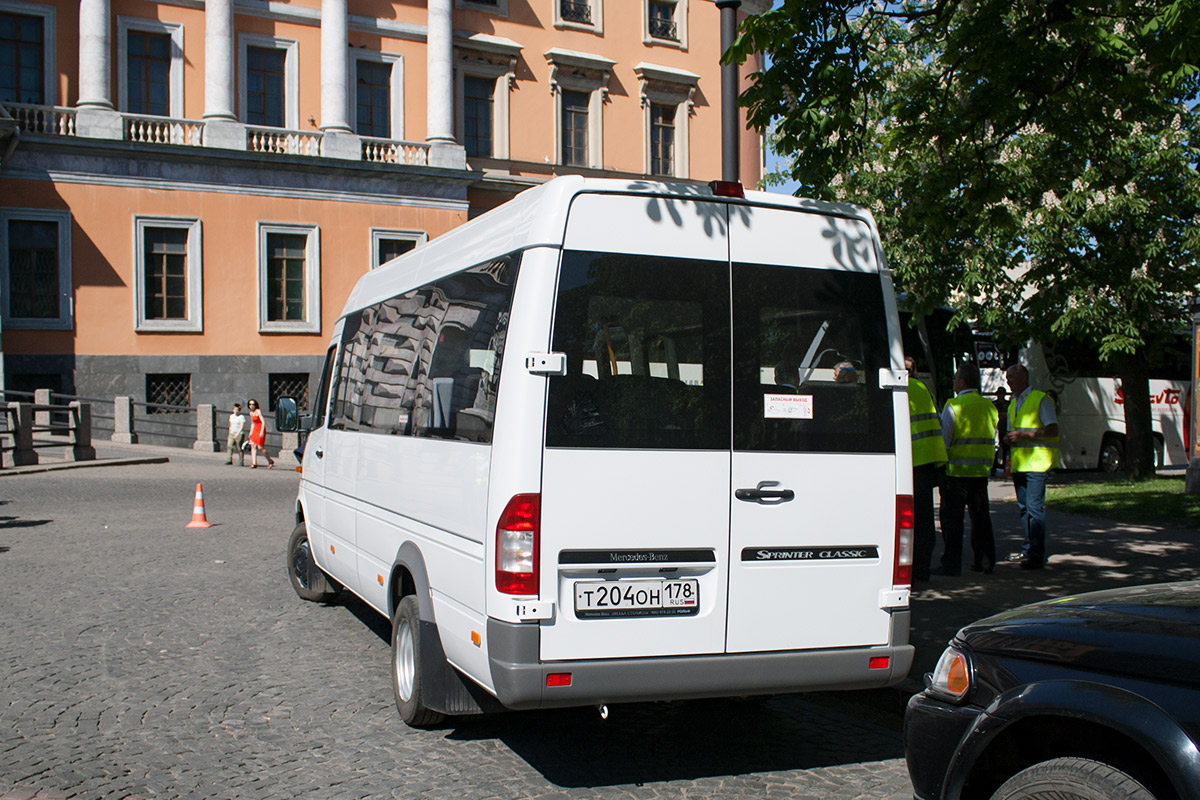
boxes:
[905,581,1200,800]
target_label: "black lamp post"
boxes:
[716,0,741,183]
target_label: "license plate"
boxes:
[574,579,699,619]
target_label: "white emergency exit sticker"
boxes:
[764,394,813,420]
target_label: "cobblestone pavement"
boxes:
[0,454,911,800]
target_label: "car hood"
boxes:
[957,581,1200,685]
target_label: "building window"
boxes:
[353,53,403,140]
[118,17,183,118]
[0,3,54,105]
[650,103,675,175]
[146,373,190,413]
[553,0,602,32]
[455,0,508,15]
[134,217,202,332]
[546,48,612,170]
[635,63,698,178]
[372,229,427,269]
[239,35,298,129]
[258,223,320,333]
[127,32,169,115]
[0,208,71,330]
[561,90,590,168]
[246,47,285,127]
[561,1,591,23]
[356,59,391,138]
[643,0,687,48]
[464,75,494,157]
[269,372,309,413]
[456,43,517,159]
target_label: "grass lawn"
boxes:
[1047,475,1200,530]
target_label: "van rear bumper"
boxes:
[486,611,912,710]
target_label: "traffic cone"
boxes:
[186,482,213,529]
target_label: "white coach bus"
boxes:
[978,336,1191,472]
[278,177,915,727]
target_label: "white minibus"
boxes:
[279,177,915,727]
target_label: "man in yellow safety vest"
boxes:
[1003,364,1060,570]
[937,364,998,575]
[906,356,946,582]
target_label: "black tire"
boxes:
[1099,435,1124,474]
[991,757,1156,800]
[287,523,339,602]
[391,595,445,728]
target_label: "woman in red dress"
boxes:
[246,399,275,469]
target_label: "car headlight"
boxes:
[926,645,973,703]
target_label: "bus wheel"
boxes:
[1099,435,1124,474]
[287,523,339,602]
[391,595,446,728]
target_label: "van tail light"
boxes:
[894,495,913,586]
[496,493,539,595]
[708,180,745,198]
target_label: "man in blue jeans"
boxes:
[1003,365,1059,569]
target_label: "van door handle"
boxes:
[735,481,795,504]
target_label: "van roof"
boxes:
[341,176,873,317]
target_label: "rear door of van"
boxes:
[538,193,900,662]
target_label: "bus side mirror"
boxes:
[276,397,300,432]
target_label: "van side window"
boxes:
[546,251,731,450]
[311,345,337,429]
[732,263,894,454]
[329,255,518,442]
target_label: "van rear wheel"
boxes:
[287,523,339,602]
[391,595,446,728]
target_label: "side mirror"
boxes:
[275,397,299,432]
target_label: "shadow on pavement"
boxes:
[0,515,52,529]
[449,691,904,787]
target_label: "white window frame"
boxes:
[643,0,688,50]
[257,222,320,333]
[634,63,699,179]
[0,0,56,105]
[545,49,614,171]
[134,216,203,332]
[370,228,428,269]
[455,0,508,16]
[553,0,603,34]
[0,207,72,330]
[238,34,300,129]
[352,51,404,140]
[455,44,519,160]
[117,16,184,118]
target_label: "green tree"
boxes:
[731,0,1200,478]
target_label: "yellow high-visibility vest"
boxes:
[908,378,947,467]
[1008,389,1059,472]
[945,391,998,478]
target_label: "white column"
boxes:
[320,0,351,133]
[426,0,454,143]
[78,0,112,109]
[204,0,236,121]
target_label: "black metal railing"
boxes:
[561,0,592,23]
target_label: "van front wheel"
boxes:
[287,523,339,602]
[391,595,446,728]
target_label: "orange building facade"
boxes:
[0,0,763,412]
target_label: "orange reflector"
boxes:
[945,652,970,695]
[869,656,890,670]
[471,631,481,647]
[330,544,336,554]
[377,575,384,586]
[546,673,572,687]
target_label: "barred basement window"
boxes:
[269,372,309,413]
[146,373,190,413]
